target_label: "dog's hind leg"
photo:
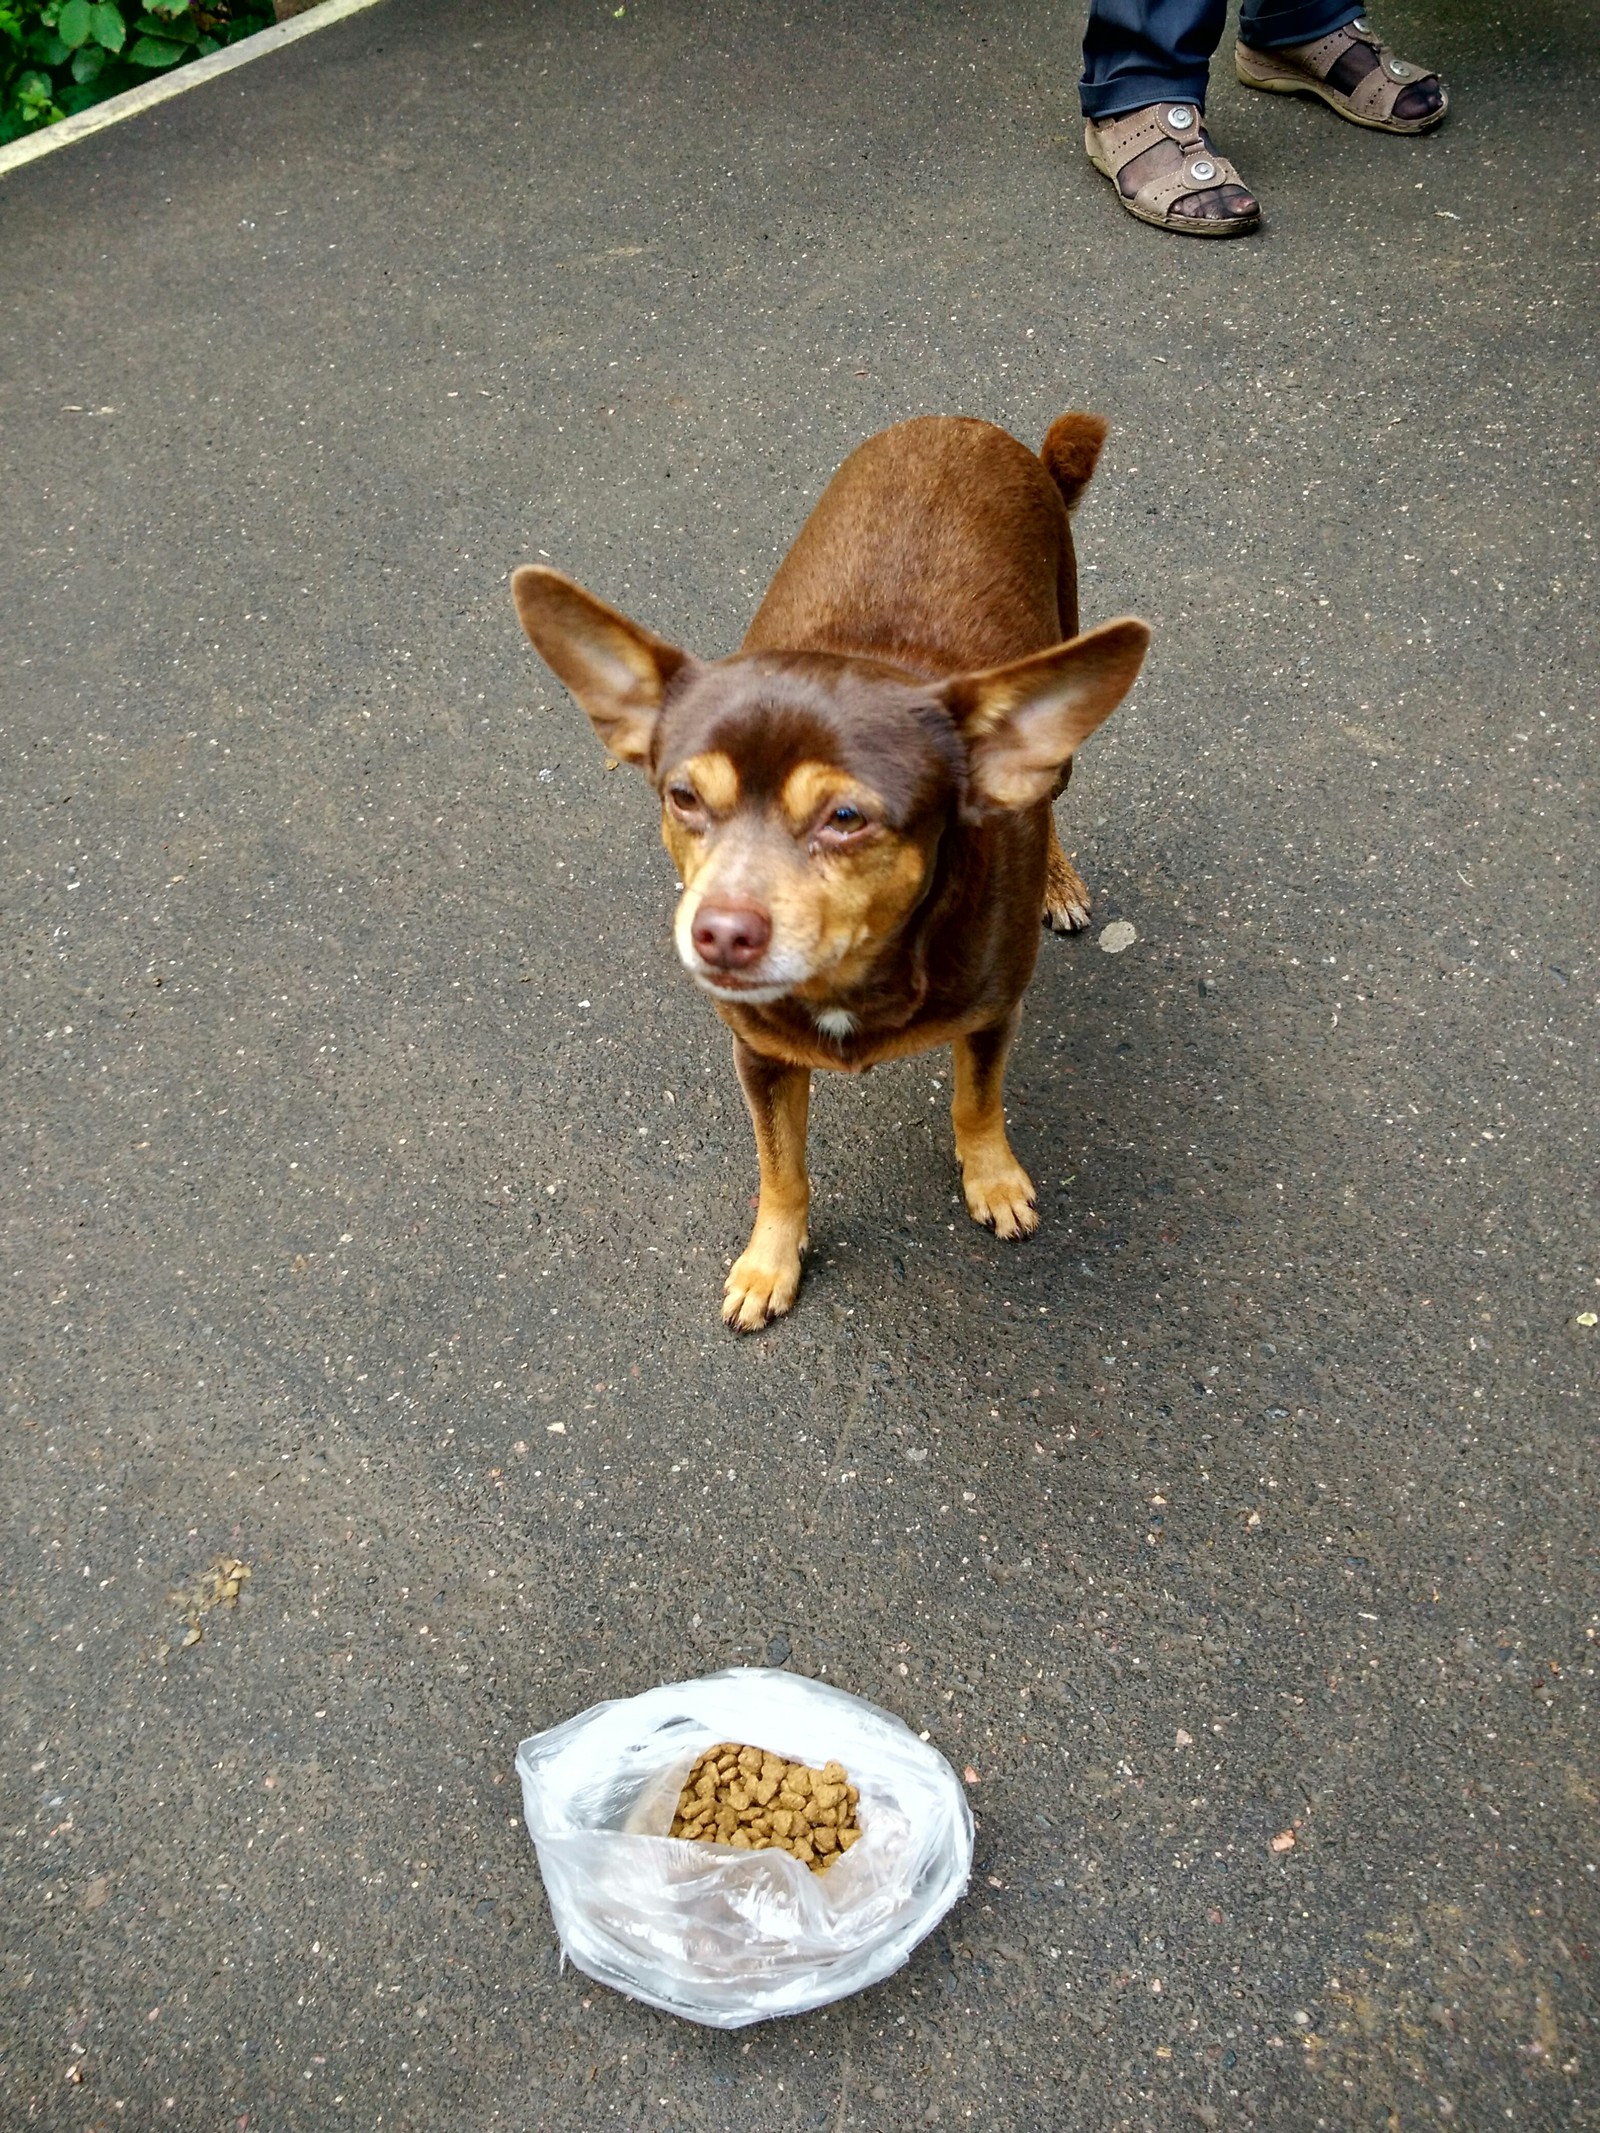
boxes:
[1041,753,1093,933]
[724,1039,812,1331]
[1044,820,1094,933]
[952,1011,1039,1240]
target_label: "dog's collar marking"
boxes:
[814,1008,859,1041]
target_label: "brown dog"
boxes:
[511,414,1148,1329]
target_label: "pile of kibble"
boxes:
[669,1743,862,1871]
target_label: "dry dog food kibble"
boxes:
[670,1744,862,1871]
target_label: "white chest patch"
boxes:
[814,1009,859,1041]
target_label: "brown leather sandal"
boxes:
[1235,17,1447,134]
[1084,102,1260,237]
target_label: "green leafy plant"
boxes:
[2,0,275,144]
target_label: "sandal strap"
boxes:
[1089,103,1245,215]
[1287,25,1365,75]
[1275,19,1436,121]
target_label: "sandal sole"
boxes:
[1086,142,1260,237]
[1234,54,1447,134]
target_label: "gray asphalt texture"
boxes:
[2,0,1596,2126]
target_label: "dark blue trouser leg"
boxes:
[1080,0,1223,119]
[1238,0,1364,50]
[1080,0,1364,119]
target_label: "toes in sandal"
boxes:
[1235,18,1447,134]
[1085,102,1260,236]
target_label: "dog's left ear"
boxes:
[511,564,698,768]
[941,617,1151,810]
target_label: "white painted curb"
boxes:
[0,0,389,177]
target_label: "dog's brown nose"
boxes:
[691,900,772,971]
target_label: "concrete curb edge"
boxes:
[0,0,390,179]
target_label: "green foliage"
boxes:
[2,0,274,143]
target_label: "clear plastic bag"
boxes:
[515,1668,974,2028]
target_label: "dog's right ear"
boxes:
[510,565,697,768]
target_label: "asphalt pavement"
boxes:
[1,0,1595,2126]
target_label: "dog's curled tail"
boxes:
[1040,412,1110,514]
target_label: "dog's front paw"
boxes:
[962,1159,1040,1241]
[722,1240,805,1331]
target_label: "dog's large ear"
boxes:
[941,618,1150,811]
[510,565,697,768]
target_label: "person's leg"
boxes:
[1080,0,1224,121]
[1238,1,1444,126]
[1238,0,1357,37]
[1080,0,1258,229]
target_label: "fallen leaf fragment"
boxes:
[1576,1311,1597,1329]
[1270,1829,1296,1854]
[962,1766,979,1785]
[165,1555,252,1658]
[1175,1729,1194,1748]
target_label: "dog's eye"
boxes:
[811,798,875,852]
[666,785,701,817]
